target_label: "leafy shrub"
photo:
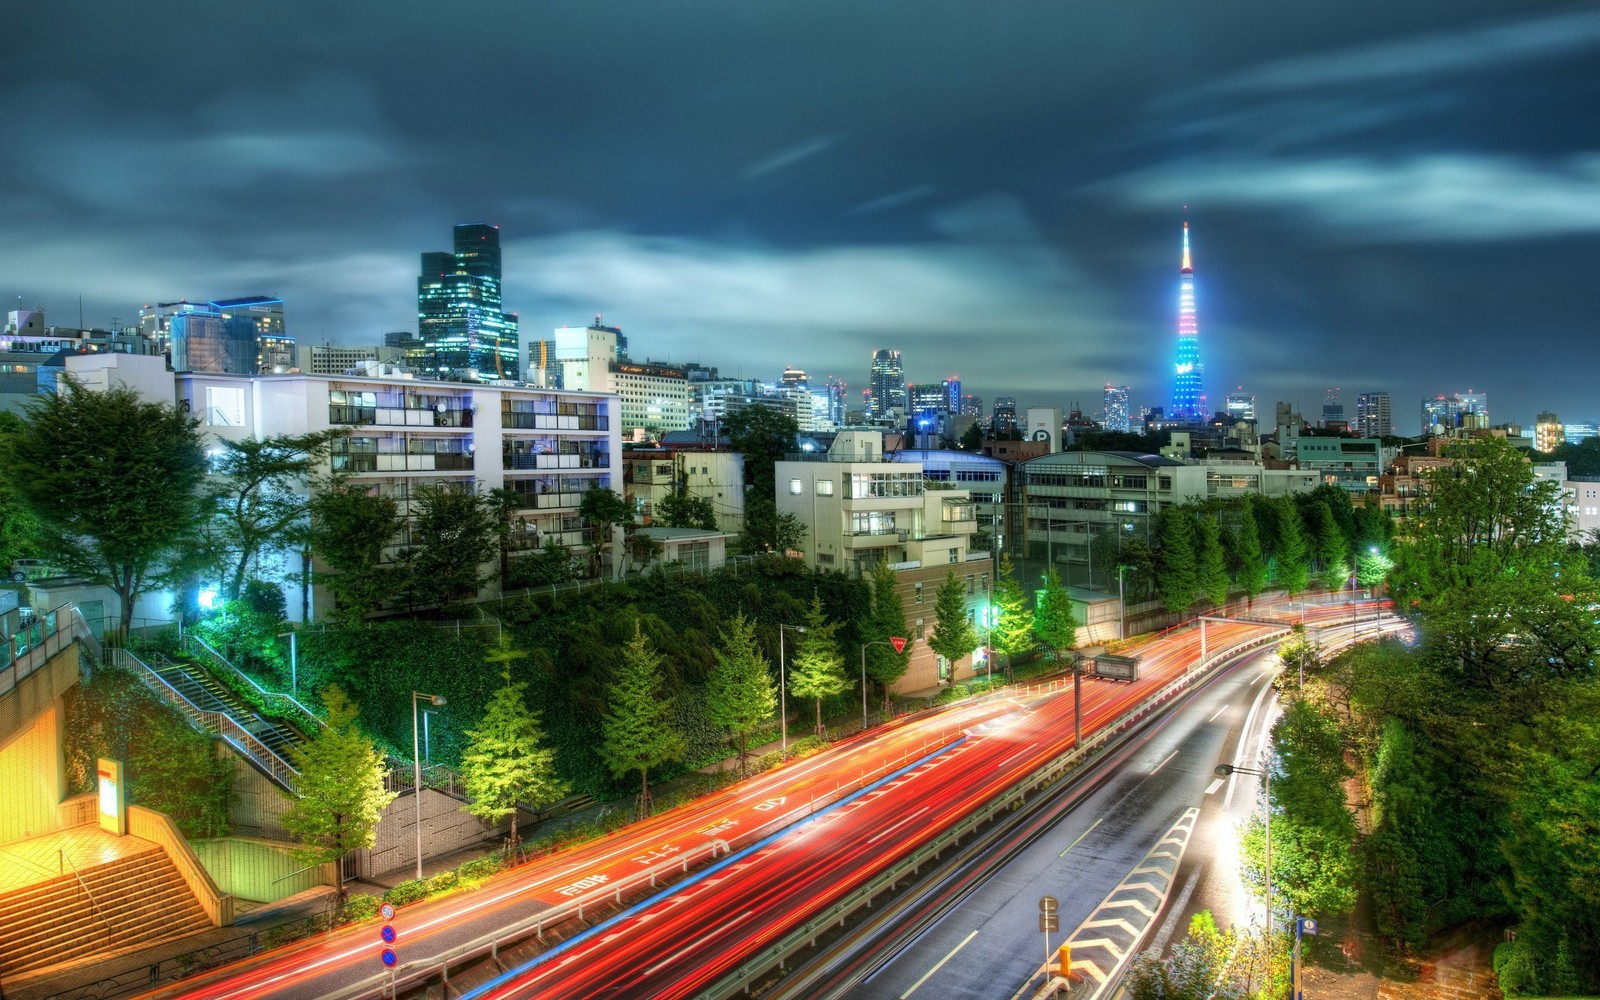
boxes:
[383,879,430,907]
[336,894,380,925]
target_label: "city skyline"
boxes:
[2,2,1596,432]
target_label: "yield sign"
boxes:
[889,636,908,653]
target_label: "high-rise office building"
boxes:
[417,223,520,381]
[1535,412,1564,453]
[1103,384,1131,432]
[1322,387,1345,428]
[909,383,947,417]
[781,366,809,390]
[1356,392,1392,439]
[1422,391,1489,436]
[528,337,562,388]
[823,377,848,427]
[1169,221,1206,421]
[868,349,906,418]
[1224,388,1255,423]
[943,377,961,414]
[993,396,1018,435]
[961,393,983,418]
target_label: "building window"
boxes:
[966,574,974,594]
[915,582,924,604]
[949,548,959,563]
[817,479,834,496]
[818,552,834,564]
[789,478,804,495]
[205,385,245,427]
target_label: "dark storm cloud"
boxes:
[2,1,1595,430]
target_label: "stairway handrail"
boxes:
[112,647,300,792]
[59,848,121,944]
[182,634,327,730]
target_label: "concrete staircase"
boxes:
[0,847,212,980]
[150,656,307,762]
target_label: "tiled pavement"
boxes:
[0,825,155,894]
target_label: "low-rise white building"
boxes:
[64,352,621,620]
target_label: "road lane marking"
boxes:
[1205,778,1224,795]
[1207,703,1230,723]
[1060,816,1105,857]
[868,806,932,845]
[644,909,753,975]
[901,928,979,999]
[1149,750,1178,775]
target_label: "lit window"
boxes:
[817,479,835,496]
[915,582,924,604]
[789,478,804,495]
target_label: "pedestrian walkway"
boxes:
[0,825,151,894]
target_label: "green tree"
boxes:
[705,613,778,773]
[600,623,686,816]
[1234,503,1268,604]
[789,592,850,736]
[1032,565,1076,661]
[928,568,977,679]
[1196,514,1229,608]
[459,639,569,848]
[724,406,799,499]
[1126,911,1244,1000]
[656,488,718,530]
[403,483,497,606]
[1241,699,1358,918]
[281,686,397,903]
[309,480,403,622]
[1273,496,1311,596]
[990,554,1034,674]
[958,422,984,451]
[863,559,912,706]
[579,483,635,578]
[742,495,807,555]
[1157,510,1199,613]
[1310,501,1351,591]
[486,486,525,588]
[210,432,339,601]
[2,379,208,634]
[0,411,43,571]
[1276,625,1321,687]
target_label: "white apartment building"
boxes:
[64,352,621,620]
[626,450,746,535]
[775,430,980,575]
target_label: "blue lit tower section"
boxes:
[1169,222,1206,421]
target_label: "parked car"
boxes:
[8,559,61,582]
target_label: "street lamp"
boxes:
[276,630,298,700]
[860,638,908,730]
[778,624,806,754]
[412,691,446,881]
[1216,763,1273,954]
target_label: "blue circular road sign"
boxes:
[381,948,397,967]
[381,925,396,944]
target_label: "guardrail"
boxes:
[111,647,301,792]
[316,839,738,1000]
[1,604,99,698]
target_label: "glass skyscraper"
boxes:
[868,349,906,418]
[417,224,520,381]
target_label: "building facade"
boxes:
[1104,384,1132,432]
[868,349,906,419]
[1356,391,1392,439]
[416,224,520,381]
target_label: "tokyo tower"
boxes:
[1169,220,1206,421]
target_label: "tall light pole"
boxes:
[778,624,806,754]
[1117,563,1127,641]
[1217,763,1272,959]
[860,637,909,730]
[412,691,446,881]
[276,630,298,700]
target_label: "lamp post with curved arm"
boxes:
[778,624,806,753]
[859,637,909,730]
[1217,763,1273,963]
[412,691,447,881]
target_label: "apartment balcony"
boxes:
[502,412,610,431]
[329,405,472,428]
[502,452,610,471]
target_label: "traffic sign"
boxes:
[381,925,396,944]
[380,903,395,920]
[381,948,397,967]
[1039,895,1058,914]
[890,636,908,653]
[1040,913,1059,932]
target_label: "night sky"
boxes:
[4,1,1596,434]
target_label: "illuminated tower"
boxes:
[1169,221,1206,421]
